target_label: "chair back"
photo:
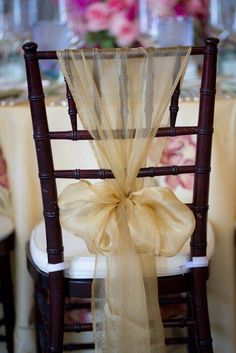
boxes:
[23,38,219,351]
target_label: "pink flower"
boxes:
[174,2,186,16]
[126,2,138,20]
[107,0,137,20]
[107,0,127,12]
[157,135,196,190]
[85,2,110,31]
[109,13,138,46]
[66,0,139,46]
[185,0,209,18]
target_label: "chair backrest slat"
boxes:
[53,164,196,180]
[169,80,181,128]
[48,126,198,140]
[66,82,78,134]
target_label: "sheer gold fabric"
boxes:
[57,47,194,353]
[0,187,12,216]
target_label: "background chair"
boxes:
[23,37,219,353]
[0,214,15,353]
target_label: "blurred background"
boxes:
[0,0,235,87]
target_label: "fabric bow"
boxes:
[59,180,195,257]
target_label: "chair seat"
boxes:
[0,215,14,241]
[30,220,215,278]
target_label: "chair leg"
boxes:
[187,325,198,353]
[187,293,198,353]
[191,269,213,353]
[0,254,15,353]
[47,272,65,353]
[34,284,48,353]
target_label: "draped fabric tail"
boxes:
[57,46,193,353]
[92,204,166,353]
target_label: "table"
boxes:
[0,97,235,353]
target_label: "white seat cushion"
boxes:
[0,214,14,240]
[30,221,215,278]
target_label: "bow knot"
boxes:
[58,180,195,257]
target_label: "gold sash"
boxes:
[57,46,193,352]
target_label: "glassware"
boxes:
[30,0,69,80]
[223,0,236,45]
[138,0,157,46]
[208,0,235,42]
[30,0,68,49]
[156,16,194,47]
[0,0,28,86]
[209,0,236,78]
[138,0,194,47]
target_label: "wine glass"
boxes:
[226,1,236,45]
[208,0,235,42]
[30,0,69,80]
[209,0,236,85]
[0,0,28,86]
[138,0,159,46]
[138,0,194,47]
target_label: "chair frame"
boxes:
[23,37,219,353]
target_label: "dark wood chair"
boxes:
[0,215,15,353]
[23,37,219,353]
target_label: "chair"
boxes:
[23,37,219,353]
[0,214,15,353]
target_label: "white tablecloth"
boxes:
[0,98,235,353]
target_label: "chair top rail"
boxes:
[33,46,205,60]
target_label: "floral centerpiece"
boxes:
[66,0,139,48]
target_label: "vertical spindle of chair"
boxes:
[192,38,219,259]
[169,80,181,129]
[191,37,219,353]
[66,82,77,139]
[23,42,65,353]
